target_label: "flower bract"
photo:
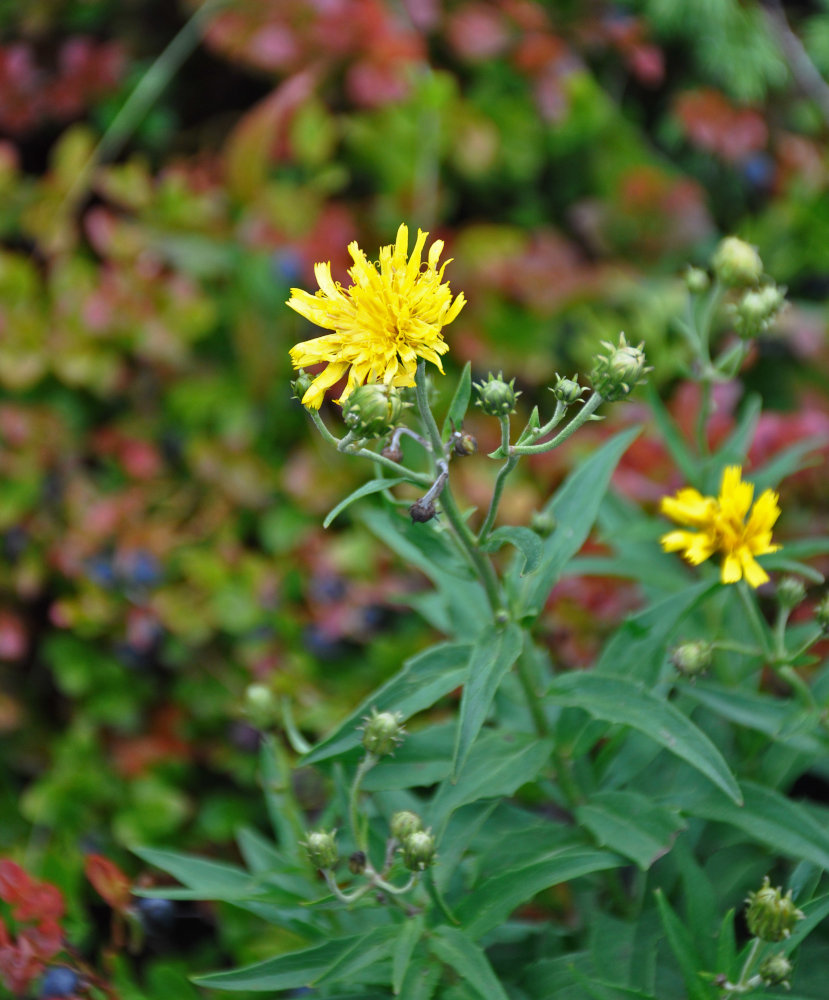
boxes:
[660,465,780,588]
[287,224,466,409]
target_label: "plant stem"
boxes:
[515,647,548,737]
[736,582,773,660]
[478,453,519,544]
[349,754,377,853]
[512,392,603,456]
[414,362,503,615]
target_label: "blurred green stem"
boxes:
[511,393,603,456]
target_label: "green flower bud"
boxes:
[684,266,710,294]
[815,593,829,633]
[401,829,436,872]
[746,877,804,942]
[361,708,406,757]
[670,640,713,678]
[474,372,521,416]
[243,683,279,729]
[390,810,423,842]
[551,373,586,405]
[758,953,793,988]
[530,510,556,538]
[733,284,786,338]
[591,333,651,402]
[777,576,806,611]
[302,829,338,869]
[342,384,403,439]
[711,236,763,286]
[291,369,314,403]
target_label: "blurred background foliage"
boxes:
[1,0,829,996]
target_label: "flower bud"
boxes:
[670,640,713,678]
[302,830,338,869]
[409,497,437,523]
[758,953,793,988]
[530,510,556,538]
[474,372,520,416]
[591,333,651,402]
[733,284,786,338]
[291,369,314,403]
[452,430,478,457]
[390,810,423,842]
[745,877,804,942]
[684,266,710,294]
[551,373,586,405]
[711,236,763,286]
[243,683,279,729]
[401,829,436,871]
[342,384,403,439]
[777,576,806,611]
[348,850,367,875]
[361,708,406,757]
[815,593,829,633]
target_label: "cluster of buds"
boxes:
[590,333,651,402]
[361,708,406,757]
[745,877,804,942]
[815,593,829,634]
[342,384,404,439]
[732,283,786,339]
[711,236,764,287]
[670,640,713,679]
[551,373,586,406]
[291,368,314,403]
[758,953,793,989]
[474,372,521,416]
[390,811,436,872]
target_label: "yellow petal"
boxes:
[721,553,742,584]
[301,361,348,409]
[739,549,769,588]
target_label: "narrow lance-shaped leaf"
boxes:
[442,360,472,440]
[323,477,410,528]
[546,673,742,803]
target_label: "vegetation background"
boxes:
[1,0,828,997]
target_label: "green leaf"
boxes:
[781,892,829,954]
[710,394,761,474]
[546,673,742,803]
[323,477,409,528]
[517,427,640,619]
[681,682,827,755]
[442,361,472,440]
[302,642,471,765]
[132,847,262,899]
[456,844,620,939]
[392,916,424,995]
[645,383,697,483]
[452,624,524,778]
[480,526,543,575]
[432,732,553,832]
[192,927,398,991]
[690,782,829,870]
[575,792,685,870]
[397,963,442,1000]
[595,580,717,684]
[751,435,829,493]
[655,890,713,1000]
[429,926,510,1000]
[715,910,737,982]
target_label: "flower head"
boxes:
[660,465,780,588]
[287,224,466,409]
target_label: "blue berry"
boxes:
[40,966,80,998]
[136,895,176,931]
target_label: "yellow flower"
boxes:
[287,224,466,409]
[660,465,781,588]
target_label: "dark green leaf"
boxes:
[192,927,398,991]
[715,910,737,982]
[517,427,640,619]
[429,926,510,1000]
[751,436,829,493]
[546,673,742,803]
[456,844,620,939]
[323,477,410,528]
[302,642,471,765]
[645,383,697,483]
[443,361,472,440]
[480,526,543,575]
[655,890,713,1000]
[392,916,424,995]
[575,791,685,870]
[453,624,524,778]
